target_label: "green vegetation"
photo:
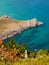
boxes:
[13,57,49,65]
[0,39,49,65]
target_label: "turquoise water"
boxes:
[0,0,49,50]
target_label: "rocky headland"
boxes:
[0,16,43,40]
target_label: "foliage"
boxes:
[36,49,49,58]
[0,39,49,65]
[13,57,49,65]
[28,50,35,58]
[7,39,19,49]
[20,43,26,53]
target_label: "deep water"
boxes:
[0,0,49,50]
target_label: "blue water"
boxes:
[0,0,49,50]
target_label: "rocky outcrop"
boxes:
[0,15,12,19]
[0,16,43,40]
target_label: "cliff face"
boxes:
[0,16,43,40]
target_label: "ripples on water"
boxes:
[0,0,49,50]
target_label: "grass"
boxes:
[13,56,49,65]
[0,56,49,65]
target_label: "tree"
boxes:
[20,43,26,53]
[7,39,19,49]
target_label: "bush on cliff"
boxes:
[0,39,49,65]
[19,43,26,53]
[7,39,19,49]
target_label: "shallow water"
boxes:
[0,0,49,50]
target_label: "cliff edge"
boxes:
[0,16,43,40]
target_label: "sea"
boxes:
[0,0,49,50]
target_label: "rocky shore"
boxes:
[0,16,43,40]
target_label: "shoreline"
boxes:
[0,16,43,40]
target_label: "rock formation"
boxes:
[0,16,43,40]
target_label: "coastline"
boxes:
[0,16,43,40]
